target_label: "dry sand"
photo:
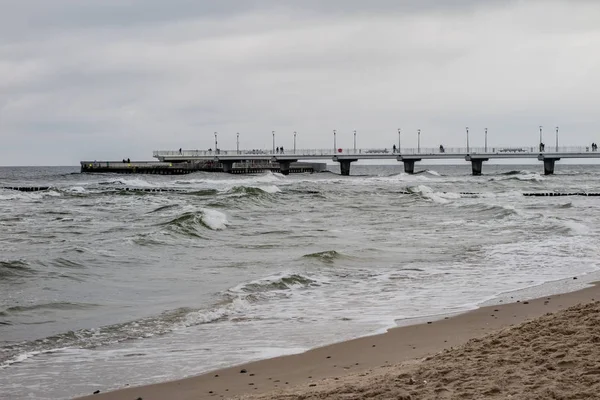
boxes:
[79,282,600,400]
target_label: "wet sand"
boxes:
[78,282,600,400]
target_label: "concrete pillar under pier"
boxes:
[278,161,291,175]
[542,158,560,175]
[402,159,421,174]
[470,159,487,176]
[465,156,488,176]
[221,161,234,173]
[337,159,357,176]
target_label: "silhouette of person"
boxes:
[393,144,397,153]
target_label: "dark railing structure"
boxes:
[151,146,600,176]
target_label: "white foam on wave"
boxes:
[258,185,281,194]
[103,178,155,187]
[200,208,229,230]
[0,347,68,370]
[409,185,451,204]
[67,186,86,193]
[176,172,283,187]
[0,190,62,201]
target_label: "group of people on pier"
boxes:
[275,146,285,154]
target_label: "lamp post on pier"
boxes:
[272,131,275,154]
[417,129,421,153]
[485,128,488,152]
[214,132,218,152]
[555,126,559,152]
[294,131,297,154]
[539,125,543,151]
[466,126,470,153]
[333,129,337,153]
[398,128,401,153]
[236,132,239,154]
[353,130,357,153]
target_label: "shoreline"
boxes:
[77,279,600,400]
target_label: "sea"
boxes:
[1,163,599,399]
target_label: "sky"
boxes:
[1,0,600,165]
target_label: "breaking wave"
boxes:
[0,260,36,280]
[161,208,229,237]
[302,250,343,264]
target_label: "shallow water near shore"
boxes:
[1,163,600,399]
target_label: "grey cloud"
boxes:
[1,0,600,165]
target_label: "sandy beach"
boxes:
[78,281,600,400]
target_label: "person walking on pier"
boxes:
[280,146,284,154]
[393,144,397,153]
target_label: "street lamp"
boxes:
[466,126,470,153]
[555,126,559,152]
[272,130,275,154]
[333,129,337,153]
[485,128,488,152]
[539,125,543,151]
[294,131,297,154]
[236,132,239,154]
[417,129,421,153]
[354,130,357,153]
[214,132,218,152]
[398,128,401,153]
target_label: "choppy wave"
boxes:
[0,272,320,369]
[406,185,460,204]
[471,204,521,219]
[232,274,318,293]
[0,305,222,368]
[228,185,281,196]
[98,178,155,187]
[0,260,36,279]
[2,302,98,315]
[302,250,343,264]
[490,170,544,182]
[161,208,229,237]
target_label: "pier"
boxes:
[80,160,326,175]
[152,146,600,176]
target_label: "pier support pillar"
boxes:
[337,159,357,176]
[278,161,291,175]
[465,156,488,176]
[542,158,560,175]
[470,159,484,176]
[402,159,421,174]
[221,161,234,173]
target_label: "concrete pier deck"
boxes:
[151,145,600,176]
[80,160,325,175]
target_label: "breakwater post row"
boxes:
[151,147,600,176]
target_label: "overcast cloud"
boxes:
[1,0,599,165]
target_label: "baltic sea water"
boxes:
[1,163,599,399]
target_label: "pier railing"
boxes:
[154,146,599,158]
